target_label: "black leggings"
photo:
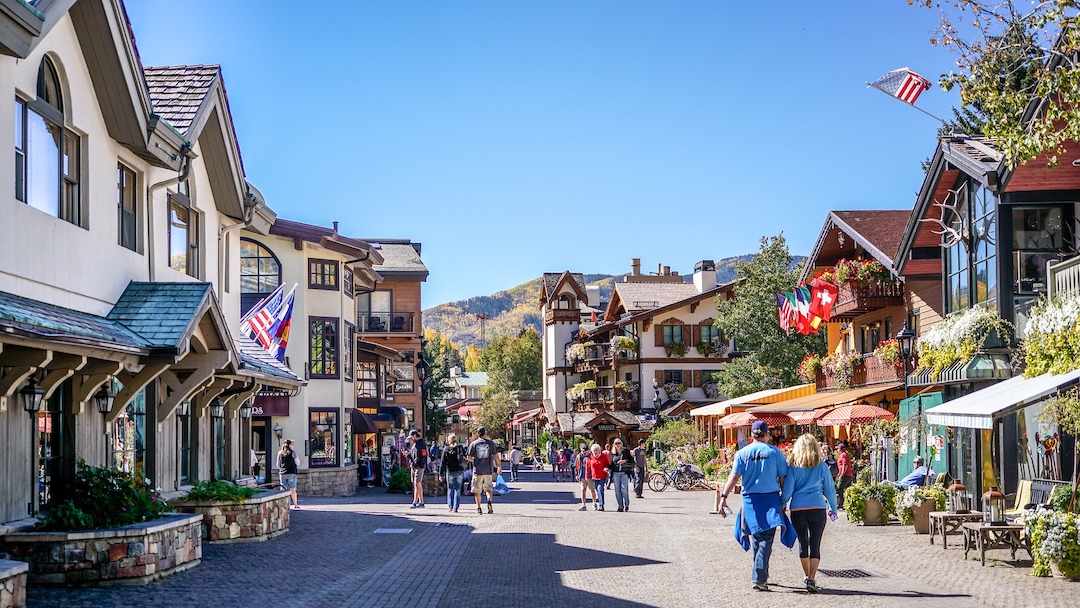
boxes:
[790,509,827,559]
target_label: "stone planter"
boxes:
[911,499,935,534]
[170,489,291,543]
[0,560,28,608]
[1051,559,1080,581]
[297,465,359,497]
[0,513,202,586]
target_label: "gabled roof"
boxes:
[607,282,698,317]
[235,334,303,386]
[593,280,737,332]
[454,371,489,387]
[366,241,428,278]
[540,272,586,303]
[801,210,911,281]
[0,289,150,355]
[143,65,219,136]
[106,282,228,358]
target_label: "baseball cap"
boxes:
[408,429,420,437]
[477,426,487,436]
[751,420,768,436]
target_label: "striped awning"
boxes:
[908,354,1012,387]
[718,411,794,429]
[815,404,895,427]
[691,383,816,417]
[925,368,1080,429]
[789,407,835,425]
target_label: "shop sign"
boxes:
[252,396,290,417]
[594,423,617,431]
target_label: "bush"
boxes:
[183,480,259,502]
[843,481,896,525]
[1050,484,1080,513]
[387,468,412,494]
[38,459,168,531]
[648,419,700,448]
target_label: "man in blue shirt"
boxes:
[897,456,934,489]
[719,420,788,592]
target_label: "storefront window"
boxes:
[213,417,225,480]
[178,406,192,485]
[37,386,66,510]
[113,387,146,477]
[309,409,338,467]
[357,360,378,398]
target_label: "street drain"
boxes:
[818,569,873,578]
[373,528,413,534]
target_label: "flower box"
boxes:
[0,513,202,586]
[170,489,291,544]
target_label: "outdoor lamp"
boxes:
[273,423,283,439]
[20,376,45,414]
[983,487,1006,524]
[239,400,252,419]
[93,384,115,415]
[946,481,970,514]
[178,399,191,417]
[896,320,916,359]
[209,398,225,419]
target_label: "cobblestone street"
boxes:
[27,468,1080,608]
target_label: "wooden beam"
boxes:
[37,353,88,399]
[0,365,40,413]
[42,353,88,372]
[78,360,125,376]
[224,383,259,419]
[71,373,116,415]
[156,352,230,420]
[108,363,169,423]
[0,348,52,369]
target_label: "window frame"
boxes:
[663,370,683,385]
[117,162,138,251]
[309,316,340,379]
[343,267,354,298]
[662,325,683,346]
[240,238,283,314]
[343,321,355,382]
[16,89,83,226]
[168,195,200,278]
[177,405,193,486]
[699,324,720,344]
[308,258,339,290]
[112,387,146,477]
[308,408,339,468]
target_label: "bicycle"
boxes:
[648,464,714,492]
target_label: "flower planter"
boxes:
[911,499,935,534]
[862,499,886,526]
[1051,559,1080,581]
[0,513,202,586]
[170,489,291,544]
[0,560,28,607]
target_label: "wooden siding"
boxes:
[1006,142,1080,192]
[902,259,941,277]
[909,279,944,333]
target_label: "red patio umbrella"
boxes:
[789,406,834,425]
[815,404,894,427]
[719,411,793,430]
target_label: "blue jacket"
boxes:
[734,507,797,551]
[780,461,838,512]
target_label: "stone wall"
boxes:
[297,465,358,497]
[0,513,202,586]
[171,489,290,543]
[0,560,27,608]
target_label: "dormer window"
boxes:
[14,56,82,227]
[557,294,575,309]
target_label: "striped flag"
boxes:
[870,68,932,105]
[265,287,295,362]
[775,293,797,332]
[239,284,284,347]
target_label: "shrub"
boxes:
[843,481,896,525]
[183,480,259,502]
[1022,509,1080,578]
[387,467,412,494]
[38,459,168,531]
[647,419,700,447]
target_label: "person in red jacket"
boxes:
[835,442,854,509]
[587,444,611,511]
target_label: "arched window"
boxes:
[15,56,80,226]
[240,239,281,316]
[557,294,574,309]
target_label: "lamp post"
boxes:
[416,354,430,439]
[568,410,576,447]
[896,320,916,400]
[93,382,115,468]
[239,400,252,476]
[21,376,45,516]
[652,378,661,411]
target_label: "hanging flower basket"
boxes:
[916,307,1014,376]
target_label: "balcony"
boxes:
[580,386,634,409]
[816,353,905,390]
[358,312,415,333]
[1049,255,1080,299]
[546,308,580,324]
[573,344,638,373]
[831,282,905,319]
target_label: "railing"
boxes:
[581,387,633,409]
[816,353,905,391]
[831,282,905,319]
[573,344,638,373]
[546,308,580,324]
[358,312,415,333]
[1048,255,1080,299]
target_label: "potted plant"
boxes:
[566,380,595,403]
[170,480,291,543]
[896,485,947,533]
[665,341,688,358]
[1022,508,1080,579]
[916,306,1014,376]
[663,382,685,400]
[565,343,587,365]
[823,351,862,390]
[843,468,897,525]
[797,353,822,383]
[873,338,903,369]
[1024,293,1080,377]
[703,382,721,400]
[611,335,638,355]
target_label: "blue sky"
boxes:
[126,1,962,307]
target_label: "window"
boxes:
[391,361,415,393]
[36,386,68,510]
[309,317,339,378]
[112,388,146,477]
[860,323,881,353]
[15,58,82,226]
[212,416,225,480]
[168,198,199,277]
[343,267,354,297]
[1012,206,1066,295]
[308,258,339,290]
[309,409,339,467]
[118,163,138,251]
[662,325,683,346]
[343,321,355,382]
[240,239,282,315]
[466,387,481,399]
[700,324,720,344]
[357,360,378,398]
[178,406,192,485]
[944,181,998,314]
[663,370,683,385]
[358,290,393,331]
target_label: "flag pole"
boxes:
[865,82,948,126]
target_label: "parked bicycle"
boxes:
[648,463,715,492]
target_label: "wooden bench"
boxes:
[1030,478,1069,508]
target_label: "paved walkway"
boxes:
[26,467,1080,607]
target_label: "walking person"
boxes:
[508,445,522,482]
[718,421,789,592]
[780,434,838,593]
[611,439,634,512]
[587,444,611,511]
[575,445,597,510]
[407,430,428,509]
[824,443,839,480]
[276,439,300,510]
[835,442,854,509]
[439,433,467,513]
[632,438,648,499]
[467,427,501,514]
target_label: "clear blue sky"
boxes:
[126,1,962,307]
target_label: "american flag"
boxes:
[775,293,797,333]
[870,68,932,105]
[240,284,284,347]
[265,288,295,362]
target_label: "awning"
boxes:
[350,410,378,434]
[924,368,1080,429]
[908,354,1013,387]
[789,407,835,425]
[378,406,409,429]
[690,383,816,417]
[815,404,895,426]
[457,405,479,418]
[511,408,541,427]
[718,411,793,429]
[747,384,901,414]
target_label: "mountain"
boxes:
[423,255,806,347]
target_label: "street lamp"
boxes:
[568,410,576,447]
[652,377,661,410]
[896,320,917,399]
[210,398,225,419]
[239,400,252,419]
[21,376,45,516]
[94,382,115,467]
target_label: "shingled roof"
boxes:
[0,290,150,354]
[368,241,428,276]
[541,272,586,302]
[236,334,303,384]
[143,65,219,135]
[831,210,912,266]
[611,282,699,313]
[106,282,212,352]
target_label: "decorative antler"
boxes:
[919,183,969,250]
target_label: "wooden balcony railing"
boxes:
[816,353,905,391]
[573,344,638,373]
[1049,255,1080,299]
[831,282,905,319]
[581,387,633,409]
[546,308,580,324]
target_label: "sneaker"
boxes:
[624,506,629,512]
[454,508,459,513]
[593,503,598,510]
[418,503,425,508]
[487,503,493,514]
[806,578,818,593]
[410,503,419,509]
[477,507,483,514]
[616,508,624,512]
[752,583,770,592]
[578,505,587,511]
[598,505,605,512]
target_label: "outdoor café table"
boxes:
[962,522,1031,566]
[929,511,984,550]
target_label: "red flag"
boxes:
[809,279,839,322]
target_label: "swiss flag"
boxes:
[809,278,839,322]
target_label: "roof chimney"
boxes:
[663,265,671,276]
[631,258,641,277]
[694,260,716,293]
[657,263,663,275]
[450,366,461,378]
[332,220,339,233]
